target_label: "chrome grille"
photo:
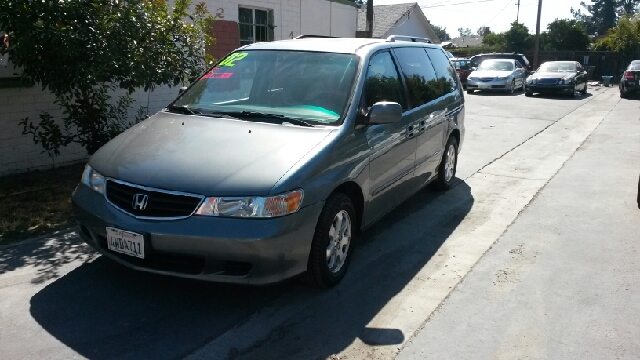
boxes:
[105,180,203,219]
[479,77,494,82]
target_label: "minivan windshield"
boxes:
[538,62,576,73]
[477,60,514,71]
[173,50,359,125]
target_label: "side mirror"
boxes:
[179,86,188,94]
[471,67,477,71]
[368,102,403,125]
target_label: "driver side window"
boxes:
[364,51,406,110]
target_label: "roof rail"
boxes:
[386,35,433,44]
[294,35,339,39]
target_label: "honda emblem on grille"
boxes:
[132,194,148,210]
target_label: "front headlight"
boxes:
[468,77,478,81]
[497,76,509,80]
[81,165,105,194]
[562,77,574,85]
[195,189,303,218]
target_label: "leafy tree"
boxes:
[618,0,640,16]
[543,19,590,50]
[431,25,450,41]
[0,0,215,156]
[477,27,492,37]
[571,0,638,35]
[570,7,599,35]
[482,33,506,51]
[457,27,473,37]
[503,22,533,53]
[594,15,640,64]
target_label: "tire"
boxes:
[525,91,533,97]
[434,136,458,190]
[620,85,626,98]
[581,84,587,95]
[302,193,356,288]
[467,89,474,95]
[508,80,515,94]
[569,85,577,98]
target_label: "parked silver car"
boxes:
[72,36,465,287]
[466,59,526,94]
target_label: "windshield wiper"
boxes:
[215,111,314,127]
[166,105,201,115]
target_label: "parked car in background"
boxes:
[451,58,475,88]
[469,52,531,74]
[72,37,465,288]
[525,61,587,97]
[466,59,526,94]
[619,60,640,98]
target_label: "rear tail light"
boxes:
[624,71,634,80]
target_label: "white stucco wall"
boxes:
[199,0,357,39]
[0,85,181,176]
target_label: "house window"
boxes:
[239,7,274,46]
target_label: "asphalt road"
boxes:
[0,86,636,360]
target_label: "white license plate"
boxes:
[106,227,145,259]
[479,84,490,89]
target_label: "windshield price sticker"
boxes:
[202,68,233,79]
[219,52,248,67]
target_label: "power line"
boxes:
[483,0,513,27]
[421,0,497,9]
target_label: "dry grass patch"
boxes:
[0,163,85,245]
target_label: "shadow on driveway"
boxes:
[0,230,97,284]
[28,181,474,360]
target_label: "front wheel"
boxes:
[508,80,515,94]
[467,89,474,95]
[525,91,533,97]
[581,83,587,94]
[303,193,356,288]
[433,136,458,190]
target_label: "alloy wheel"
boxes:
[445,144,456,183]
[326,210,352,273]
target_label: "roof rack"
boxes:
[386,35,433,44]
[294,35,339,39]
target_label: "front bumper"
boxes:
[467,78,509,91]
[526,83,574,94]
[72,184,324,285]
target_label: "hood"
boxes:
[469,70,513,78]
[531,72,576,79]
[90,112,334,196]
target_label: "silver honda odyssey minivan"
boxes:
[72,36,465,287]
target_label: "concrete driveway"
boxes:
[1,86,638,360]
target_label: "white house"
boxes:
[356,2,440,43]
[0,0,359,176]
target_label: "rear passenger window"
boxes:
[393,47,439,108]
[425,48,458,95]
[364,51,406,109]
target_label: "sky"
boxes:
[373,0,587,37]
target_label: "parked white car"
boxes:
[466,59,526,94]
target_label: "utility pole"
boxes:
[533,0,542,70]
[516,0,521,23]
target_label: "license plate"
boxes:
[479,84,490,89]
[106,227,145,259]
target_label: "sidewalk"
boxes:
[397,92,640,357]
